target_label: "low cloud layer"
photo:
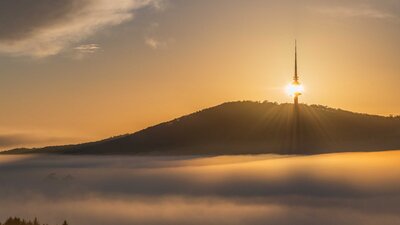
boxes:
[0,152,400,225]
[0,0,160,57]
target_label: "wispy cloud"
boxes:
[72,43,102,59]
[150,0,169,11]
[145,37,167,49]
[74,44,101,54]
[144,22,171,50]
[311,4,398,21]
[0,0,164,58]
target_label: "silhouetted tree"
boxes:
[1,217,67,225]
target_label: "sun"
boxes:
[285,82,304,97]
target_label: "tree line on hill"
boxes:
[0,217,68,225]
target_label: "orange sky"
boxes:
[0,0,399,149]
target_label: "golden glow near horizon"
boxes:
[0,0,399,149]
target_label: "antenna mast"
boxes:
[294,40,299,83]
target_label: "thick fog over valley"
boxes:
[1,152,400,225]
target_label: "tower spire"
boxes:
[292,40,301,106]
[294,40,298,83]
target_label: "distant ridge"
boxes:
[3,101,400,155]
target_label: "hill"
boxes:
[3,101,400,155]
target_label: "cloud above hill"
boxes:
[0,0,161,57]
[310,1,399,21]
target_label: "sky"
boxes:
[0,0,399,149]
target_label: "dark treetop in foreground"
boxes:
[0,217,67,225]
[4,101,400,155]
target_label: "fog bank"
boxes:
[1,151,400,225]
